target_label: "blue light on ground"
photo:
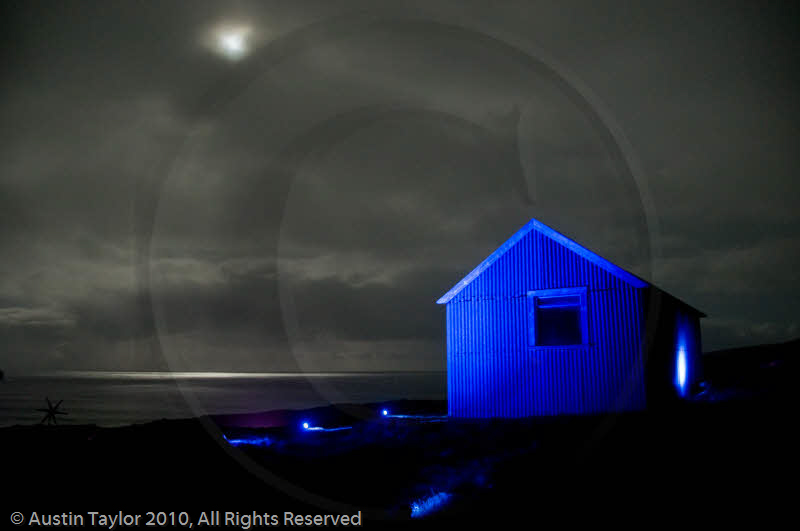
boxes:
[378,408,448,423]
[410,492,451,518]
[383,413,447,422]
[301,421,352,432]
[223,434,273,447]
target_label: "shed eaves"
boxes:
[436,218,705,317]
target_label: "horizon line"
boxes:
[20,369,447,379]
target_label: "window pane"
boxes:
[536,305,582,345]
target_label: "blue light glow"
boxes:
[410,491,451,518]
[223,434,273,447]
[381,409,388,416]
[676,347,688,397]
[385,414,446,419]
[384,414,447,421]
[301,421,352,432]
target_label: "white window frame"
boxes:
[527,287,589,347]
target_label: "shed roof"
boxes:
[437,217,706,317]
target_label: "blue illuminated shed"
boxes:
[438,218,705,417]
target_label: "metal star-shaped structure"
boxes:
[37,397,68,425]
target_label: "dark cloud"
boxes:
[1,1,798,374]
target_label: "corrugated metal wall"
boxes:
[446,229,647,417]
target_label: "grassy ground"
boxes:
[4,341,797,527]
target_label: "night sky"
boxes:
[1,1,798,375]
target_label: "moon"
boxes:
[212,24,252,61]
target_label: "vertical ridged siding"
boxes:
[446,230,647,417]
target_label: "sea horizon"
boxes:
[0,370,446,427]
[21,369,445,379]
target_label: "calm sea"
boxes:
[0,371,445,427]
